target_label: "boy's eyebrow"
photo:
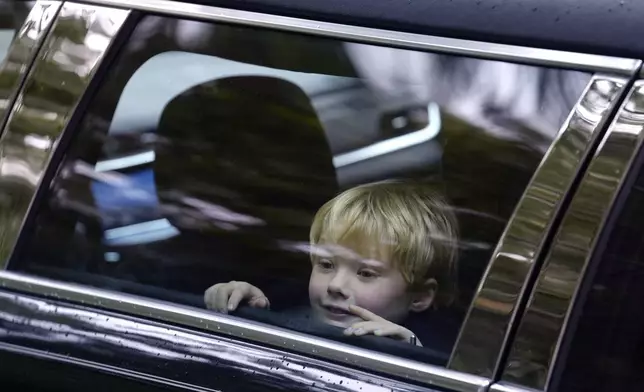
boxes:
[353,258,387,268]
[308,243,390,267]
[328,245,389,267]
[310,243,361,260]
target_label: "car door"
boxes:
[0,1,640,392]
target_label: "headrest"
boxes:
[153,75,338,240]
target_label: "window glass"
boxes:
[550,155,644,391]
[9,15,590,365]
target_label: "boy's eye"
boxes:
[317,259,334,270]
[358,269,378,279]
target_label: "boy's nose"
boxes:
[327,272,350,299]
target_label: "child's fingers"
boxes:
[247,285,267,303]
[227,287,246,312]
[248,296,270,309]
[352,324,381,336]
[204,286,213,309]
[373,326,419,345]
[228,283,269,311]
[348,305,384,322]
[373,326,404,338]
[204,284,222,310]
[205,282,268,314]
[345,321,371,333]
[344,321,381,336]
[214,284,233,313]
[245,284,270,309]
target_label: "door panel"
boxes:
[0,289,448,392]
[0,343,192,392]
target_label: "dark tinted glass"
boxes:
[9,15,589,364]
[551,154,644,392]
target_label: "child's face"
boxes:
[308,238,414,328]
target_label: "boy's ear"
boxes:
[409,278,437,313]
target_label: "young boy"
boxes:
[204,180,458,346]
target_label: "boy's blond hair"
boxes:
[310,180,459,307]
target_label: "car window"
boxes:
[7,15,590,366]
[546,139,644,391]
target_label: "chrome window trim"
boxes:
[74,0,642,75]
[0,1,61,134]
[449,74,633,377]
[499,80,644,390]
[0,2,130,266]
[0,270,490,392]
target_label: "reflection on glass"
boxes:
[0,1,59,129]
[9,14,590,367]
[0,3,128,263]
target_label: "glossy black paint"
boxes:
[0,289,444,392]
[0,343,190,392]
[186,0,644,59]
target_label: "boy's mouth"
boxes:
[321,304,352,317]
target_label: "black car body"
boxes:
[1,1,644,392]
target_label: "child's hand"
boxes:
[343,305,422,346]
[204,281,270,314]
